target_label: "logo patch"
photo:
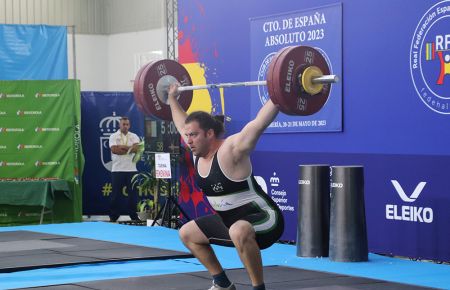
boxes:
[211,182,224,193]
[270,172,280,187]
[410,1,450,114]
[386,180,433,223]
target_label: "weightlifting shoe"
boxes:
[208,282,236,290]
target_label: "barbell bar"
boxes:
[176,73,338,92]
[133,45,339,120]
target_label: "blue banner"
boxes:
[250,4,342,133]
[81,92,145,215]
[251,152,298,242]
[0,24,68,80]
[178,0,450,261]
[252,150,450,262]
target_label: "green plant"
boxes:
[132,170,158,218]
[137,198,154,213]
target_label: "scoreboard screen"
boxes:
[144,119,181,154]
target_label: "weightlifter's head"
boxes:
[184,111,224,157]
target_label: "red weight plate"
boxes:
[266,46,291,108]
[271,46,331,116]
[271,46,299,115]
[133,61,154,116]
[136,59,193,120]
[137,61,161,117]
[266,47,282,106]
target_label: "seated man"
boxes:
[168,84,284,290]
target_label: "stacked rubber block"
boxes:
[297,165,368,262]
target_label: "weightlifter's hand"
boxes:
[168,83,181,102]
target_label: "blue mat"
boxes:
[0,222,449,290]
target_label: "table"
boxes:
[0,180,72,224]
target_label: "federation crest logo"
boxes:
[270,172,280,187]
[410,1,450,114]
[99,112,122,171]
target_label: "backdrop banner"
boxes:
[0,80,83,224]
[251,150,450,262]
[250,4,342,133]
[81,92,145,216]
[0,24,68,80]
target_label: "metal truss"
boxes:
[165,0,178,60]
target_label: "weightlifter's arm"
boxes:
[230,99,279,158]
[168,83,188,136]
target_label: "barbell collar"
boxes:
[312,75,339,84]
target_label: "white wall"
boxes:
[0,0,163,34]
[107,28,166,91]
[105,0,164,34]
[68,33,109,91]
[68,28,167,91]
[1,0,167,91]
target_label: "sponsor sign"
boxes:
[155,153,172,179]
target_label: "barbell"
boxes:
[133,45,339,120]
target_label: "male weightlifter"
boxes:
[168,83,284,290]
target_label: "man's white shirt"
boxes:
[109,130,140,172]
